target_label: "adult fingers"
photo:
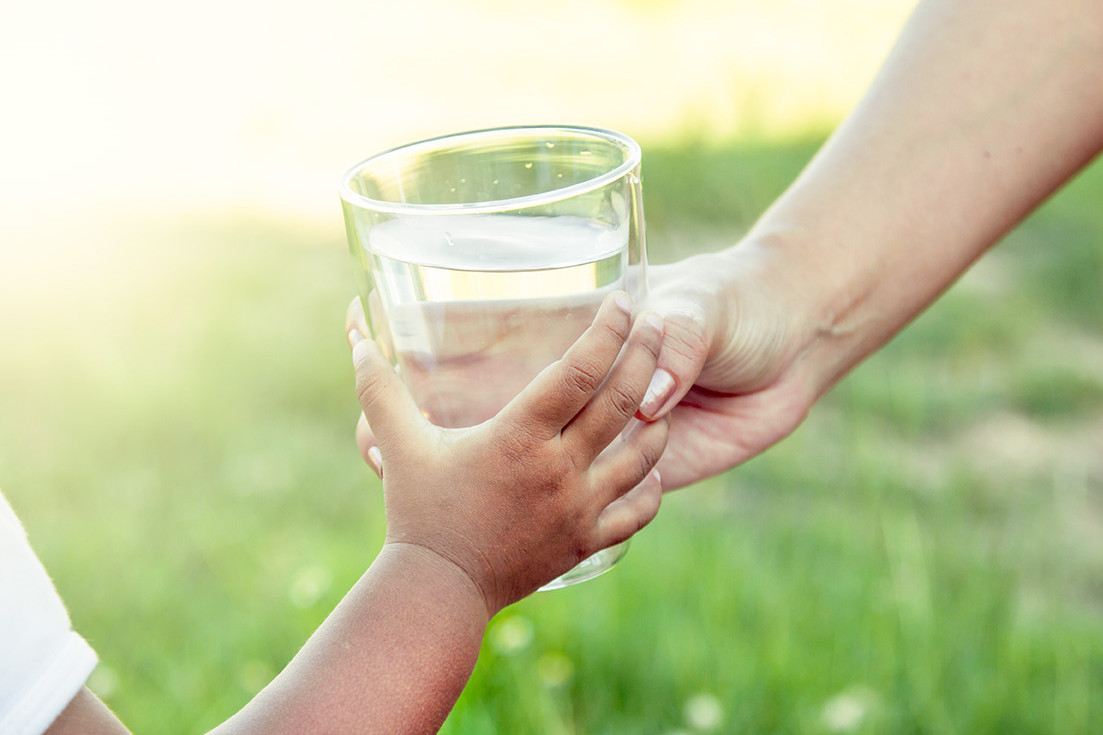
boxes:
[498,291,632,440]
[349,328,426,452]
[562,311,664,464]
[591,469,663,551]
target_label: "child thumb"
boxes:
[349,329,425,449]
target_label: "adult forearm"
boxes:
[211,543,489,735]
[746,0,1103,393]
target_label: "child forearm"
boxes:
[209,543,489,735]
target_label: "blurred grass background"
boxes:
[2,0,1102,733]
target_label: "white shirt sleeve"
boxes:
[0,492,98,735]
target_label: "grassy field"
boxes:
[2,137,1101,734]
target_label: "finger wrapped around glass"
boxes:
[340,126,647,588]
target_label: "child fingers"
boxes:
[562,312,664,464]
[346,296,370,338]
[589,416,669,506]
[349,328,426,451]
[498,291,632,439]
[356,412,383,477]
[591,469,663,551]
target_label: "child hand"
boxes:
[349,292,668,615]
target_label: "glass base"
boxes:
[538,541,629,591]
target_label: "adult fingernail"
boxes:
[640,368,675,418]
[613,291,632,313]
[644,312,664,333]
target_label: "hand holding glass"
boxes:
[340,126,647,588]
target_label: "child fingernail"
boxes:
[351,338,372,364]
[613,292,632,313]
[348,327,365,347]
[644,312,664,332]
[367,445,383,474]
[640,368,675,418]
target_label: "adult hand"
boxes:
[637,244,822,491]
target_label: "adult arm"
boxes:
[642,0,1103,488]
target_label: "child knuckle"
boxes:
[563,359,604,396]
[639,332,663,361]
[607,383,643,419]
[494,420,542,462]
[601,316,630,343]
[355,373,388,412]
[637,439,663,475]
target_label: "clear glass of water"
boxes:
[339,125,647,589]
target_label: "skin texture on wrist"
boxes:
[723,224,887,402]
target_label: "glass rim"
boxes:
[338,124,642,216]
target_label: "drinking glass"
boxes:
[340,125,646,588]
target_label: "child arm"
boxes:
[209,290,667,734]
[48,292,665,735]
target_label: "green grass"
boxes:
[2,140,1102,733]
